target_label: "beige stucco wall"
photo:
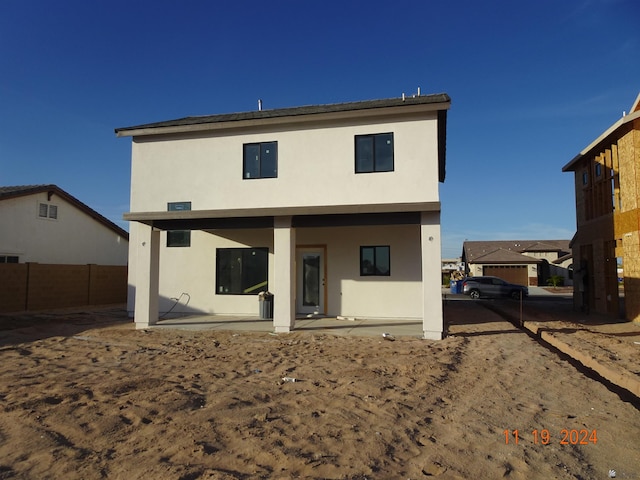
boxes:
[129,115,440,213]
[127,223,427,319]
[0,193,128,265]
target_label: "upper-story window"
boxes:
[243,141,277,179]
[582,171,589,186]
[167,202,191,247]
[38,203,58,219]
[595,163,602,177]
[355,133,394,173]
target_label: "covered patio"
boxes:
[126,204,444,340]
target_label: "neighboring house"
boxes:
[462,240,572,287]
[0,185,129,265]
[442,257,464,281]
[116,93,451,339]
[562,93,640,322]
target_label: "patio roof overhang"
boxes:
[123,201,441,230]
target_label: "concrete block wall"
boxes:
[0,264,28,312]
[0,263,127,313]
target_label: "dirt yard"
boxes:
[0,304,639,479]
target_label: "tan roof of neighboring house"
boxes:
[0,185,129,240]
[554,253,573,264]
[471,248,540,264]
[463,240,571,264]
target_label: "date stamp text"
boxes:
[504,429,597,445]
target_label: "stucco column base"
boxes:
[273,216,296,333]
[423,330,444,340]
[274,325,293,333]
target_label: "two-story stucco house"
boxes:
[0,185,129,265]
[116,94,450,339]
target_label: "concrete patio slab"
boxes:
[152,314,424,338]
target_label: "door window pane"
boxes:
[302,254,320,306]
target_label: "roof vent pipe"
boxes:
[258,99,263,111]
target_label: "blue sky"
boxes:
[1,0,638,258]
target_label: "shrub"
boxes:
[546,275,565,287]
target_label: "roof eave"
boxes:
[562,109,640,172]
[115,97,451,138]
[124,201,442,224]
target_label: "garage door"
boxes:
[483,265,528,285]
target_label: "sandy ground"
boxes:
[1,304,639,480]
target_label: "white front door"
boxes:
[296,248,325,315]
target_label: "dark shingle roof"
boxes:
[0,185,51,197]
[0,185,128,240]
[115,93,451,134]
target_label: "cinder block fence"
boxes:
[0,263,127,312]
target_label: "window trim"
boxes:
[243,141,278,179]
[360,245,391,276]
[355,132,394,173]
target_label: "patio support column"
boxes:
[273,216,296,333]
[134,223,160,329]
[421,211,444,339]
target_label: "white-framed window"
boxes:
[38,203,58,219]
